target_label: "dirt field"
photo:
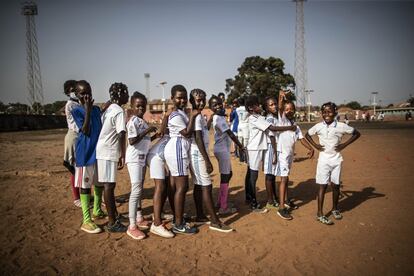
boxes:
[1,121,413,275]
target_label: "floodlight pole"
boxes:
[371,92,378,115]
[305,89,314,122]
[160,81,167,115]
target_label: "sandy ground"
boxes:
[0,121,414,275]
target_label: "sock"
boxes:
[93,186,103,215]
[70,174,80,200]
[136,209,143,222]
[219,183,229,210]
[80,193,91,223]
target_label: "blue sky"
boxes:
[1,0,413,106]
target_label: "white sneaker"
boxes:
[150,223,174,238]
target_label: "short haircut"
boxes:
[64,80,77,95]
[208,94,220,108]
[109,82,128,100]
[171,84,187,97]
[321,102,338,113]
[130,91,147,106]
[245,95,259,111]
[75,80,91,94]
[218,92,225,98]
[238,97,245,106]
[189,88,206,109]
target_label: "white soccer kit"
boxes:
[147,134,170,179]
[307,120,355,185]
[213,114,232,175]
[96,104,126,183]
[64,99,80,165]
[125,115,151,184]
[247,114,272,171]
[275,112,303,177]
[263,114,278,175]
[190,114,212,186]
[164,109,191,176]
[75,163,102,189]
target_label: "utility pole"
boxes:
[22,1,44,114]
[371,92,378,116]
[159,81,167,115]
[144,73,150,100]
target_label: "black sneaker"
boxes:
[172,223,198,235]
[105,220,127,233]
[277,208,293,220]
[251,202,267,214]
[284,200,298,210]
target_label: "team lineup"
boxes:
[63,80,361,240]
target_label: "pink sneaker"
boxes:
[127,226,146,240]
[136,218,150,230]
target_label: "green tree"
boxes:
[345,101,362,110]
[225,56,295,105]
[7,102,29,114]
[43,100,66,115]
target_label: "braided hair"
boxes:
[109,82,128,101]
[189,88,207,109]
[321,102,338,114]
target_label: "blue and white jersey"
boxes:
[191,114,209,153]
[125,115,151,164]
[167,109,189,138]
[165,109,191,159]
[213,114,231,153]
[236,106,249,139]
[148,134,170,160]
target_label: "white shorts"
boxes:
[164,137,190,177]
[248,150,264,171]
[147,153,169,179]
[75,163,101,189]
[63,129,78,165]
[214,151,232,175]
[316,159,342,185]
[97,159,117,183]
[263,144,276,175]
[190,150,212,186]
[276,152,294,177]
[127,161,146,184]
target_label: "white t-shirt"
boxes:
[236,106,249,138]
[148,134,170,160]
[96,104,126,162]
[247,114,271,151]
[213,115,231,153]
[265,113,278,144]
[65,99,80,133]
[191,114,209,151]
[276,112,303,155]
[125,116,151,164]
[307,120,354,161]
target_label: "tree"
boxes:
[7,102,29,114]
[43,100,66,115]
[345,101,362,110]
[225,56,295,105]
[31,102,43,114]
[0,101,7,113]
[408,96,414,107]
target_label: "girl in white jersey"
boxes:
[125,92,158,240]
[305,102,360,225]
[164,85,200,235]
[190,90,233,233]
[244,95,297,211]
[209,95,245,215]
[276,91,314,220]
[62,80,81,207]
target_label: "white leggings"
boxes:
[127,162,146,225]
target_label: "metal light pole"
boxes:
[305,89,314,122]
[159,81,167,115]
[371,92,378,115]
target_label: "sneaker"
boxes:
[81,221,102,234]
[316,215,334,225]
[331,210,343,220]
[105,220,127,233]
[73,199,82,208]
[284,200,298,210]
[92,209,107,221]
[150,223,174,238]
[127,226,146,240]
[265,202,278,210]
[209,223,233,233]
[277,208,293,220]
[218,207,237,215]
[250,202,267,213]
[136,219,150,230]
[172,223,198,235]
